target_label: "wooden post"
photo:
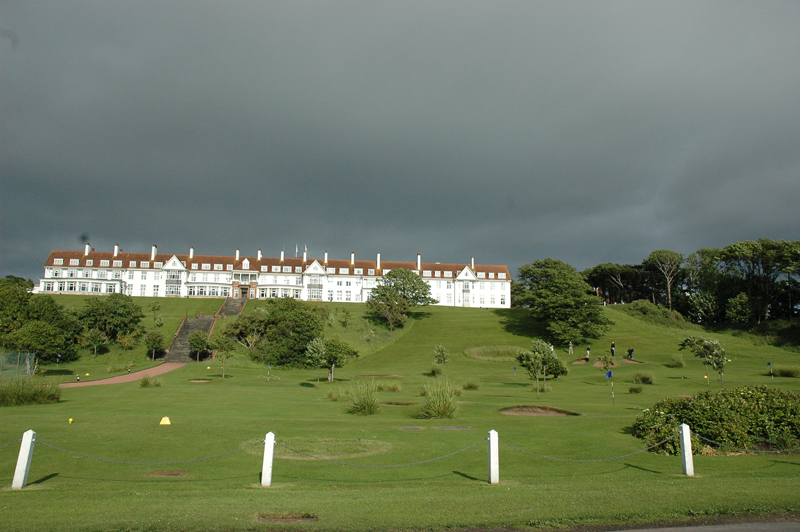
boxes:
[12,430,36,490]
[261,432,275,487]
[488,429,499,484]
[679,423,694,476]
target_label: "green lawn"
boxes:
[1,304,799,531]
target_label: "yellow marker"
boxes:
[85,373,90,376]
[159,417,171,425]
[207,366,210,369]
[68,418,73,424]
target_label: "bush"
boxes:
[347,381,380,415]
[385,382,402,392]
[633,372,655,385]
[463,346,522,361]
[666,354,685,368]
[418,380,458,419]
[773,366,800,378]
[623,300,686,326]
[0,377,61,406]
[139,376,161,388]
[632,385,800,454]
[107,364,130,373]
[326,387,351,402]
[463,380,480,390]
[629,385,643,394]
[429,364,442,377]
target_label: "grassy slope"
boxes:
[0,305,798,532]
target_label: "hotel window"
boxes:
[57,282,65,291]
[140,285,146,296]
[500,295,506,305]
[284,277,290,285]
[130,261,137,267]
[309,288,322,299]
[259,288,267,298]
[327,268,336,274]
[444,271,452,277]
[345,291,351,301]
[490,295,495,305]
[192,264,198,269]
[446,293,452,304]
[154,272,160,280]
[489,272,495,279]
[166,284,180,295]
[282,288,289,297]
[113,260,122,267]
[283,266,292,273]
[91,283,100,293]
[435,271,441,277]
[141,271,148,280]
[86,260,93,266]
[336,290,342,301]
[214,274,220,283]
[354,268,363,275]
[368,269,375,276]
[345,281,351,286]
[153,285,159,296]
[295,267,302,273]
[202,263,211,270]
[337,280,342,286]
[328,290,334,301]
[68,269,76,278]
[270,288,277,297]
[106,284,115,293]
[189,273,197,282]
[44,282,54,292]
[499,273,506,279]
[140,261,148,268]
[261,266,269,272]
[128,271,134,280]
[339,268,349,274]
[446,281,452,289]
[113,271,121,279]
[80,282,88,292]
[423,270,432,277]
[215,264,223,270]
[67,281,76,291]
[226,265,233,270]
[154,262,163,268]
[295,277,302,285]
[100,260,109,267]
[167,271,181,280]
[54,258,63,265]
[480,296,485,305]
[477,272,485,278]
[70,259,79,266]
[293,289,300,299]
[221,287,230,297]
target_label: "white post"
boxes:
[261,432,275,487]
[488,429,499,484]
[12,430,36,490]
[679,423,694,477]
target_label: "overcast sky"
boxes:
[2,1,799,281]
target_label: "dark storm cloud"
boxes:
[2,1,799,280]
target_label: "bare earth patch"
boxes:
[434,426,472,430]
[399,426,425,430]
[501,405,578,416]
[148,470,189,477]
[257,514,317,523]
[381,402,416,406]
[188,379,210,383]
[621,358,643,364]
[571,358,590,365]
[356,374,404,378]
[592,359,619,368]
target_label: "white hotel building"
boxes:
[36,244,512,309]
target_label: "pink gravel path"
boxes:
[60,363,187,388]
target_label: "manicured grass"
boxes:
[0,305,799,532]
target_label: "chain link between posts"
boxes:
[695,434,800,454]
[0,439,21,449]
[499,433,678,463]
[274,437,489,468]
[33,438,265,465]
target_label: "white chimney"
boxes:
[417,253,421,271]
[471,257,475,269]
[351,251,355,266]
[280,249,284,262]
[189,247,194,259]
[303,249,307,262]
[84,243,91,256]
[236,248,240,261]
[113,244,119,257]
[324,250,328,264]
[151,245,157,261]
[376,253,381,270]
[257,249,262,260]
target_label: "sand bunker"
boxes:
[501,405,578,416]
[148,470,189,477]
[592,359,619,368]
[621,358,642,364]
[571,358,589,365]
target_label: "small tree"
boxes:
[516,347,543,398]
[144,329,164,361]
[433,344,450,365]
[116,331,137,351]
[726,293,752,324]
[305,337,326,386]
[187,330,209,363]
[210,334,235,379]
[679,336,728,388]
[341,308,352,328]
[323,338,358,381]
[599,355,614,383]
[366,286,410,331]
[80,327,108,356]
[149,301,161,321]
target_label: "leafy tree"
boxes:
[516,341,545,398]
[598,355,614,376]
[79,294,144,341]
[80,327,109,355]
[144,329,164,361]
[8,320,75,363]
[644,250,683,311]
[517,258,612,344]
[341,308,352,328]
[0,280,32,338]
[187,330,209,362]
[509,279,529,307]
[726,293,752,324]
[433,344,450,365]
[224,298,323,366]
[305,337,326,386]
[679,336,728,388]
[321,338,358,381]
[366,285,410,331]
[687,291,719,324]
[209,334,235,379]
[380,268,436,306]
[149,301,161,321]
[585,263,639,303]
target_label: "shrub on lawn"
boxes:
[632,385,800,454]
[326,386,351,402]
[463,345,522,361]
[0,377,61,406]
[666,354,685,368]
[633,372,655,385]
[347,381,380,415]
[385,382,402,392]
[418,380,458,419]
[773,366,800,378]
[139,376,161,388]
[429,364,442,377]
[629,385,643,394]
[463,380,480,390]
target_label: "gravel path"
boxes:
[60,362,187,388]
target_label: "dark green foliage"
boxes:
[7,320,76,362]
[187,330,209,354]
[632,385,800,454]
[517,258,612,344]
[380,268,436,306]
[226,298,323,366]
[624,300,685,322]
[773,366,800,378]
[144,329,164,360]
[366,285,411,331]
[666,354,685,368]
[629,385,643,394]
[78,293,144,341]
[347,381,379,415]
[418,380,458,419]
[429,364,442,376]
[632,372,654,385]
[139,376,162,388]
[0,377,61,406]
[322,338,359,380]
[726,293,751,323]
[0,280,32,338]
[463,380,480,390]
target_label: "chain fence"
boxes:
[0,439,22,450]
[274,437,488,468]
[0,352,37,377]
[33,438,265,466]
[695,435,800,454]
[499,434,678,463]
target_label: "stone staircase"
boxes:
[163,315,216,363]
[218,297,245,317]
